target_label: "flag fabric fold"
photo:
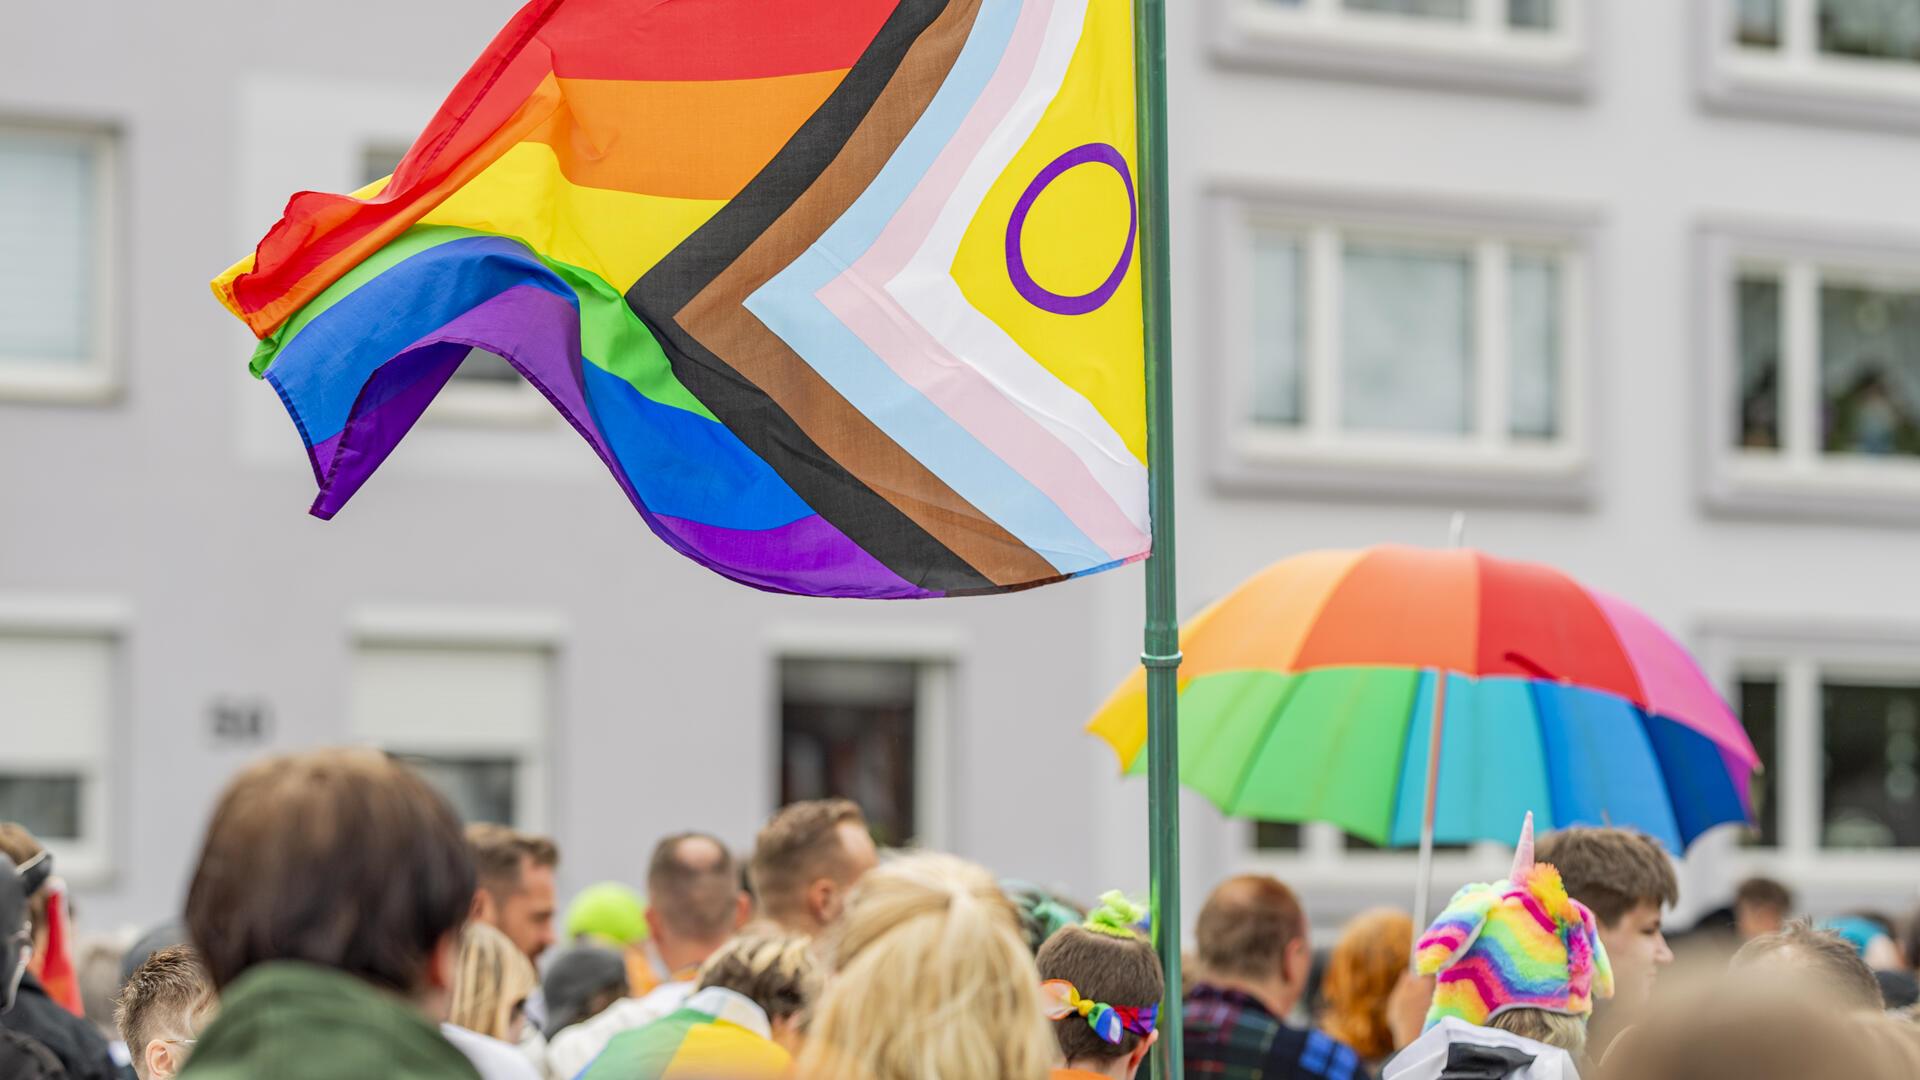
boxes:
[216,0,1149,598]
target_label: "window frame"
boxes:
[1698,220,1920,522]
[0,597,129,887]
[1698,0,1920,132]
[766,625,959,852]
[0,118,122,404]
[1208,182,1598,505]
[1697,618,1920,886]
[1209,0,1594,99]
[348,608,564,832]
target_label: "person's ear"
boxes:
[1284,937,1311,990]
[427,929,461,992]
[807,879,837,927]
[470,888,496,927]
[733,891,752,931]
[1126,1030,1160,1078]
[644,906,664,942]
[145,1039,175,1079]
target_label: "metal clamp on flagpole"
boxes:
[1141,650,1184,669]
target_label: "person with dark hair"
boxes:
[0,832,118,1080]
[546,833,751,1080]
[176,748,481,1080]
[748,799,878,937]
[1533,826,1677,1057]
[114,947,213,1080]
[1733,877,1794,942]
[538,946,626,1041]
[1182,875,1366,1080]
[1036,894,1162,1080]
[465,825,561,966]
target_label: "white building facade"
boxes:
[5,0,1920,937]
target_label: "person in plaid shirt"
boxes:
[1183,875,1368,1080]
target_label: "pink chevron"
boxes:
[814,0,1149,564]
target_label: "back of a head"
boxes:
[1034,897,1164,1068]
[184,749,475,994]
[797,852,1053,1080]
[1599,982,1911,1080]
[1731,919,1884,1012]
[467,822,559,905]
[0,824,48,934]
[1195,874,1304,981]
[1321,908,1413,1061]
[541,945,629,1039]
[648,833,742,943]
[1532,827,1676,926]
[450,921,538,1041]
[696,932,822,1024]
[750,800,865,921]
[1734,876,1793,916]
[116,945,213,1080]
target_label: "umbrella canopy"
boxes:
[1089,546,1760,852]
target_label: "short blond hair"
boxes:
[449,921,538,1041]
[115,946,213,1080]
[697,932,822,1022]
[1491,1007,1588,1060]
[750,800,866,922]
[796,853,1052,1080]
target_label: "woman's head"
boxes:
[696,932,822,1053]
[1320,908,1413,1061]
[1035,894,1164,1076]
[449,921,538,1042]
[797,853,1053,1080]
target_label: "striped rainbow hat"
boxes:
[1415,813,1614,1030]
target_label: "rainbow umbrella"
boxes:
[1088,546,1759,862]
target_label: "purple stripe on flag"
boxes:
[653,513,936,599]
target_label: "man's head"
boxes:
[1534,826,1677,1008]
[749,800,878,936]
[1194,875,1311,1017]
[1734,877,1795,942]
[1035,899,1164,1080]
[115,946,214,1080]
[0,825,50,965]
[1732,920,1884,1012]
[646,833,751,974]
[0,850,50,1013]
[696,932,823,1054]
[467,823,560,963]
[184,749,475,1008]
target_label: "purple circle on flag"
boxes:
[1004,143,1137,317]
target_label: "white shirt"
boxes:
[442,1023,543,1080]
[543,980,697,1080]
[1384,1017,1580,1080]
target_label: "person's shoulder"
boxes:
[0,1029,69,1080]
[1268,1024,1366,1080]
[440,1025,540,1080]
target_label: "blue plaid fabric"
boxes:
[1183,983,1367,1080]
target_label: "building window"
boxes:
[1704,0,1920,130]
[0,629,115,879]
[1739,677,1782,848]
[349,636,553,828]
[1212,0,1590,98]
[1704,226,1920,519]
[779,657,950,850]
[1214,187,1592,503]
[0,122,118,402]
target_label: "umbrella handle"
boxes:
[1410,670,1450,966]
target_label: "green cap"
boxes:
[565,882,648,945]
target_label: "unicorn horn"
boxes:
[1510,812,1535,884]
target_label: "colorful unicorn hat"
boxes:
[1415,813,1614,1030]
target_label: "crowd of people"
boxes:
[0,748,1918,1079]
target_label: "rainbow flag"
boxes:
[214,0,1148,599]
[576,988,790,1080]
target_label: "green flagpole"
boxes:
[1132,1,1182,1079]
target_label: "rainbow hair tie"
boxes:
[1041,980,1158,1044]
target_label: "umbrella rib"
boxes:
[1223,671,1311,815]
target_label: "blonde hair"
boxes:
[1320,908,1413,1062]
[449,922,538,1040]
[1491,1007,1588,1060]
[795,853,1053,1080]
[697,932,822,1022]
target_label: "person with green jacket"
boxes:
[177,749,485,1080]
